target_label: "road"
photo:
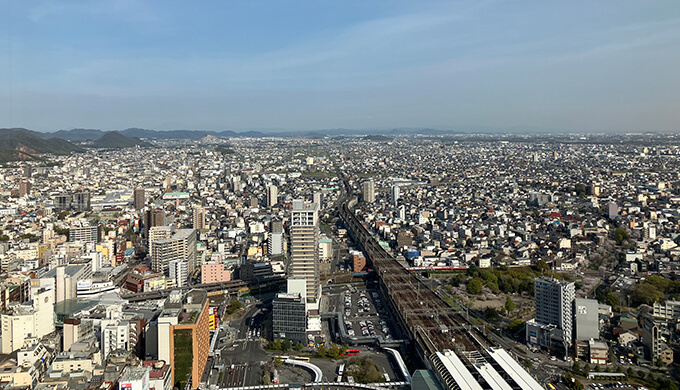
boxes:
[211,300,273,388]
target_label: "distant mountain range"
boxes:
[0,128,84,163]
[45,127,471,141]
[90,131,152,148]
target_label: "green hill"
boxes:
[0,128,83,163]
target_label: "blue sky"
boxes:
[1,0,679,133]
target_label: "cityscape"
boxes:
[0,133,678,390]
[1,1,680,390]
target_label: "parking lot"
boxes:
[327,284,402,343]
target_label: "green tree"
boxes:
[328,343,340,359]
[504,296,516,313]
[268,340,282,351]
[467,278,484,294]
[594,365,600,372]
[535,260,550,273]
[627,367,633,377]
[631,283,664,305]
[646,275,672,293]
[637,370,645,379]
[606,292,620,310]
[484,307,500,321]
[58,210,69,220]
[572,361,581,373]
[584,363,591,373]
[281,340,291,352]
[614,227,628,245]
[317,345,327,358]
[293,343,304,351]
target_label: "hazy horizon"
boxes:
[2,1,680,133]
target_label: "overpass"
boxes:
[121,277,286,302]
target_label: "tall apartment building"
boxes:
[641,315,674,366]
[169,259,188,287]
[268,232,284,256]
[192,207,206,231]
[653,300,680,321]
[134,188,145,210]
[362,180,375,203]
[69,225,100,243]
[289,200,320,305]
[391,185,400,206]
[19,181,31,197]
[266,185,278,207]
[145,208,167,240]
[151,229,197,276]
[148,226,173,258]
[101,321,129,360]
[72,191,91,212]
[55,194,71,212]
[526,277,575,354]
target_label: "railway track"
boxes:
[338,194,491,359]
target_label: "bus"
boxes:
[344,349,360,355]
[290,356,310,363]
[272,369,279,384]
[338,364,345,376]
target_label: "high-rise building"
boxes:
[19,181,31,197]
[0,288,55,353]
[102,321,130,360]
[151,229,197,276]
[270,220,283,233]
[272,292,307,343]
[72,191,91,212]
[145,208,167,239]
[268,232,284,256]
[267,185,278,207]
[641,315,674,366]
[289,200,320,304]
[23,166,32,178]
[156,290,210,389]
[134,188,145,210]
[192,207,206,231]
[169,259,188,287]
[526,277,575,354]
[55,194,71,212]
[149,226,173,260]
[391,185,400,206]
[362,180,375,203]
[574,298,599,341]
[313,192,322,209]
[608,202,619,219]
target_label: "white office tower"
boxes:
[0,288,55,353]
[268,232,284,256]
[101,321,130,360]
[267,185,278,207]
[362,180,375,203]
[398,205,406,220]
[391,185,400,206]
[526,277,575,354]
[290,200,320,308]
[169,259,188,287]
